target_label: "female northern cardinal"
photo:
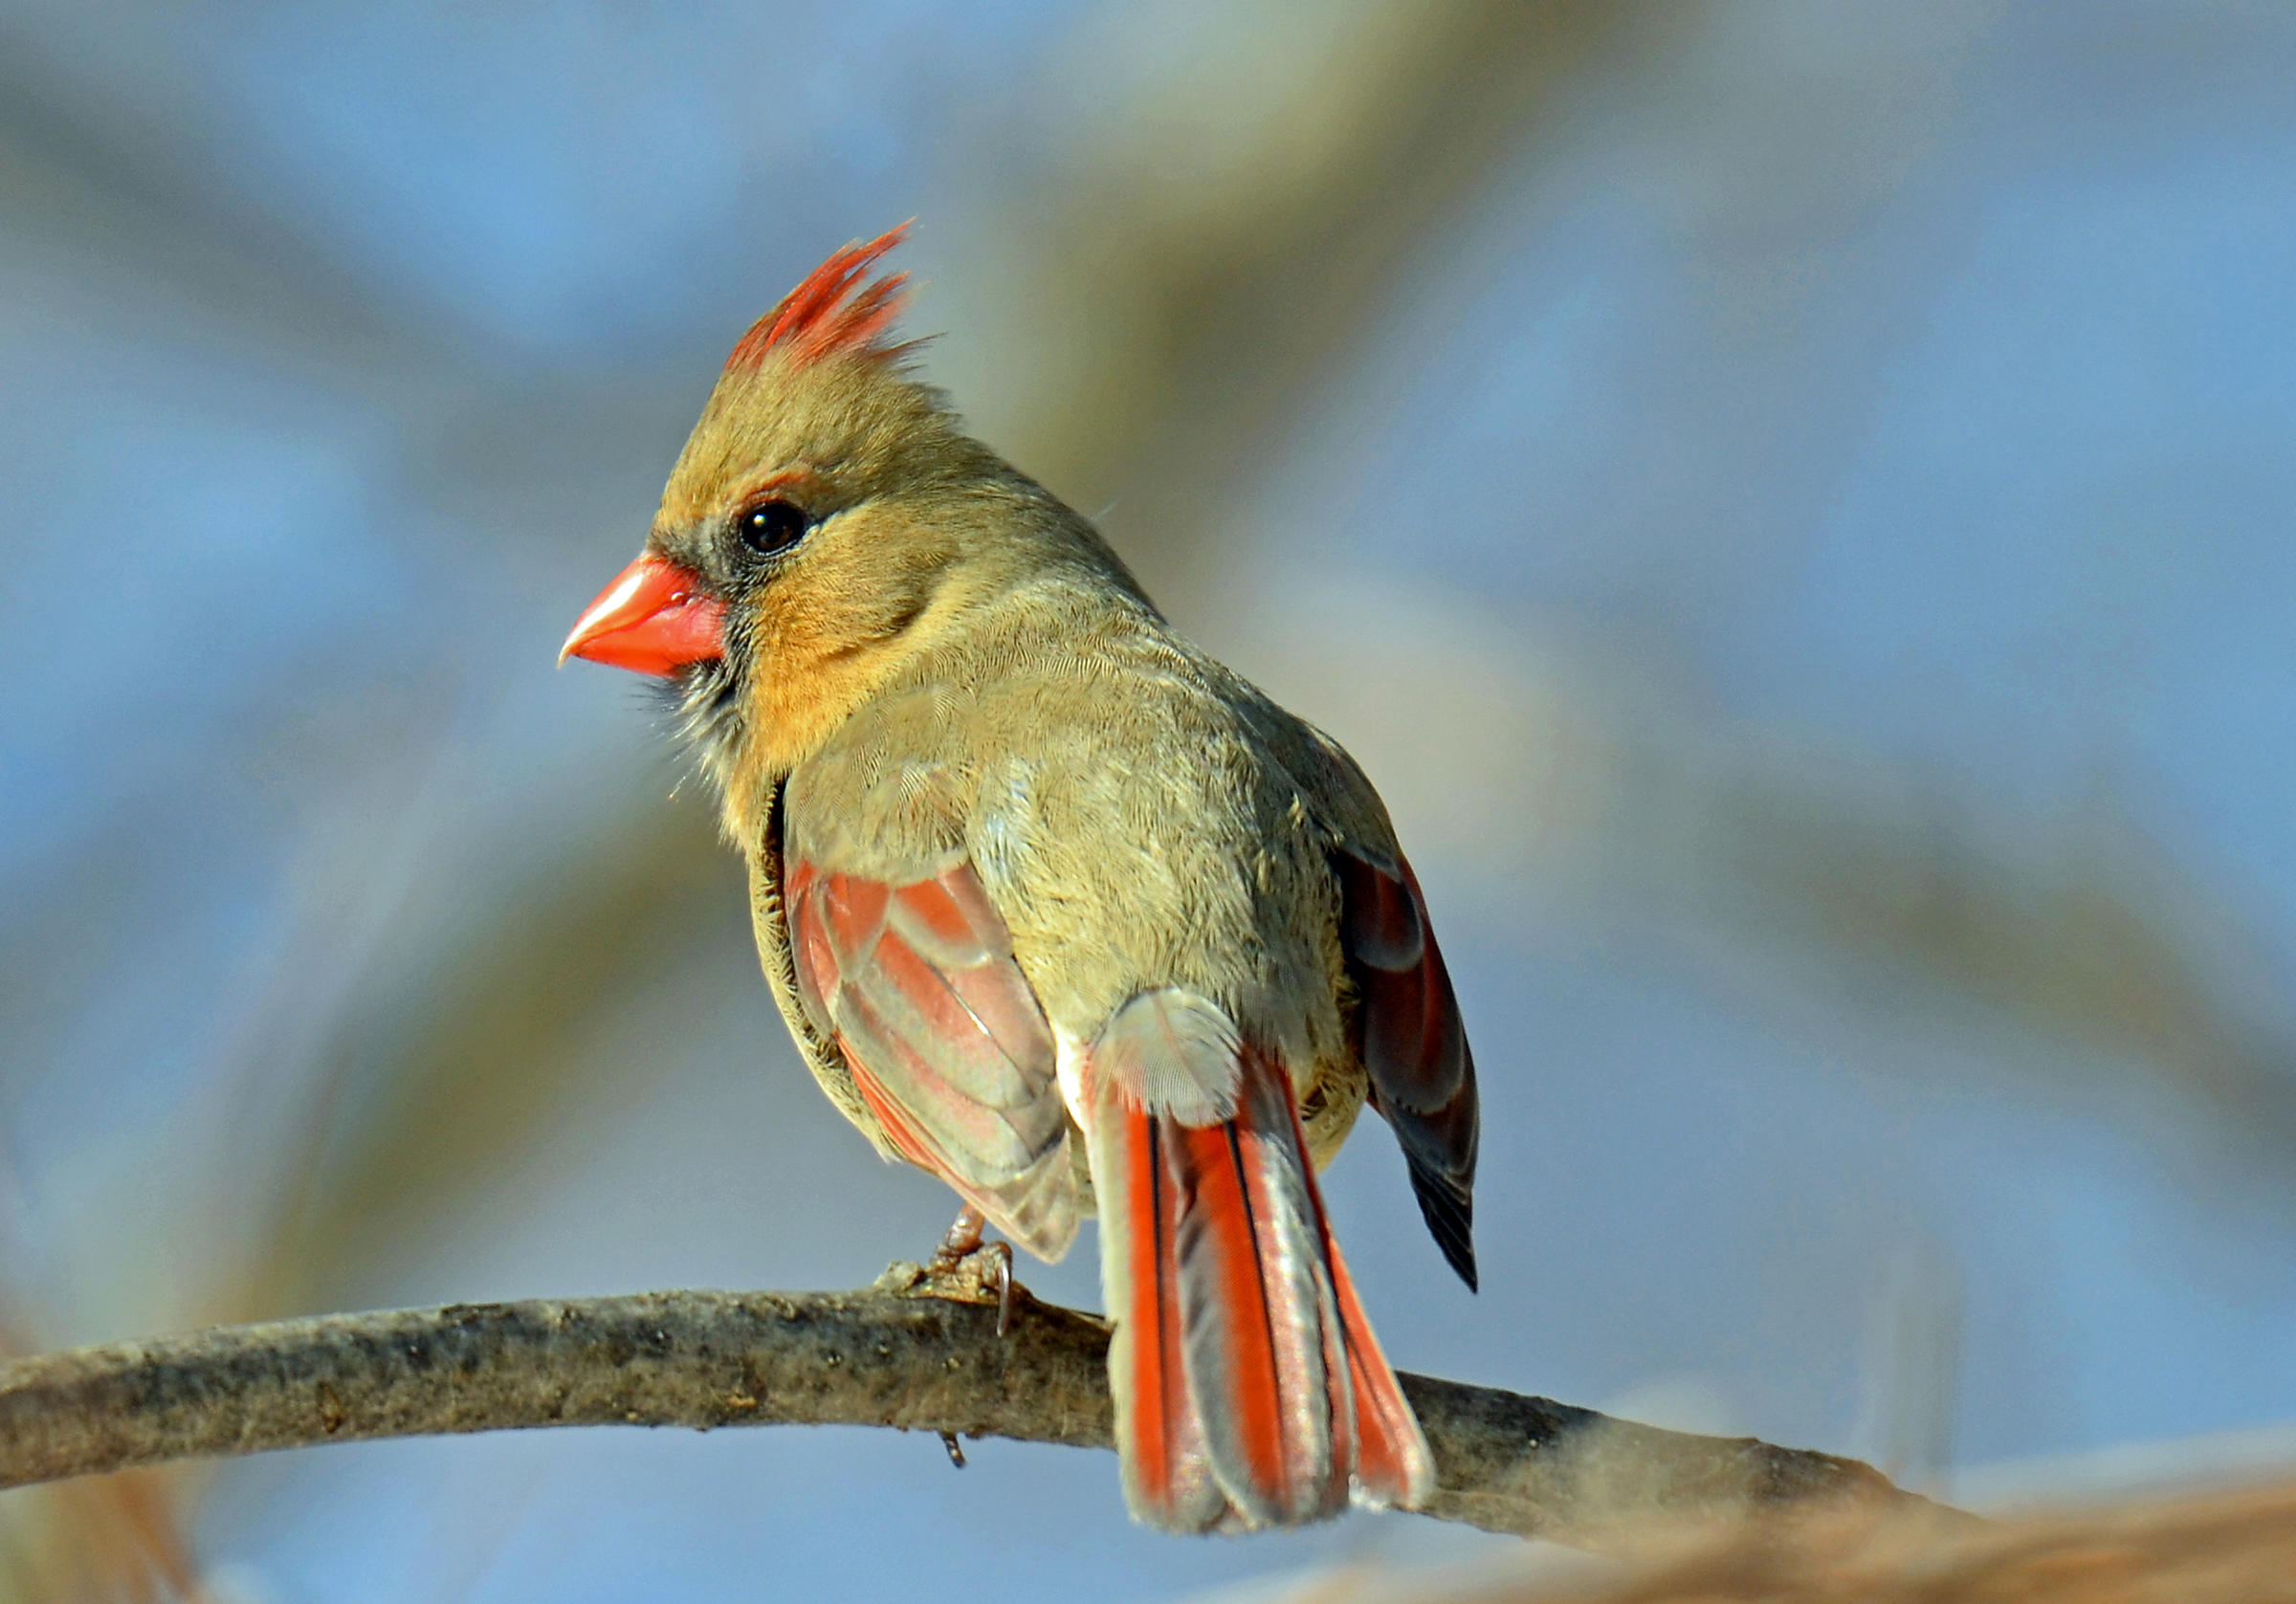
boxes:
[563,227,1478,1531]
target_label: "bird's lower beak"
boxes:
[561,554,726,676]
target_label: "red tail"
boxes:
[1089,1045,1435,1531]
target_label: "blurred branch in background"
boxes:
[0,1273,1932,1547]
[1185,1478,2296,1604]
[0,1464,203,1604]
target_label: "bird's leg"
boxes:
[931,1204,987,1265]
[922,1204,1018,1337]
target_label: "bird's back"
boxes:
[782,574,1395,1146]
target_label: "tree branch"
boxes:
[0,1263,1951,1549]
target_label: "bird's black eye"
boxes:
[737,498,813,558]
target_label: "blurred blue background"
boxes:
[3,1,2294,1597]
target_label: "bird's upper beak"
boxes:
[561,554,726,676]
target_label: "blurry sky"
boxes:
[3,1,2295,1599]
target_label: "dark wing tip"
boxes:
[1336,844,1484,1290]
[1408,1165,1478,1292]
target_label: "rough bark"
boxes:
[0,1263,1951,1549]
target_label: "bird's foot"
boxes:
[881,1206,1022,1335]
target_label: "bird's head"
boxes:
[563,226,1020,818]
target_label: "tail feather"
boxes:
[1269,1053,1434,1513]
[1326,1234,1434,1508]
[1165,1116,1342,1527]
[1100,1101,1225,1529]
[1091,1043,1435,1531]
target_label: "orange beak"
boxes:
[561,554,726,676]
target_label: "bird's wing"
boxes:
[1083,988,1434,1531]
[1336,847,1481,1290]
[784,855,1078,1262]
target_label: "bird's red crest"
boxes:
[723,224,914,374]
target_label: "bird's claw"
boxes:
[989,1241,1015,1338]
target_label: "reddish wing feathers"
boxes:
[785,856,1077,1260]
[1337,848,1481,1290]
[724,224,914,373]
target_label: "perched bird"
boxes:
[562,227,1479,1532]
